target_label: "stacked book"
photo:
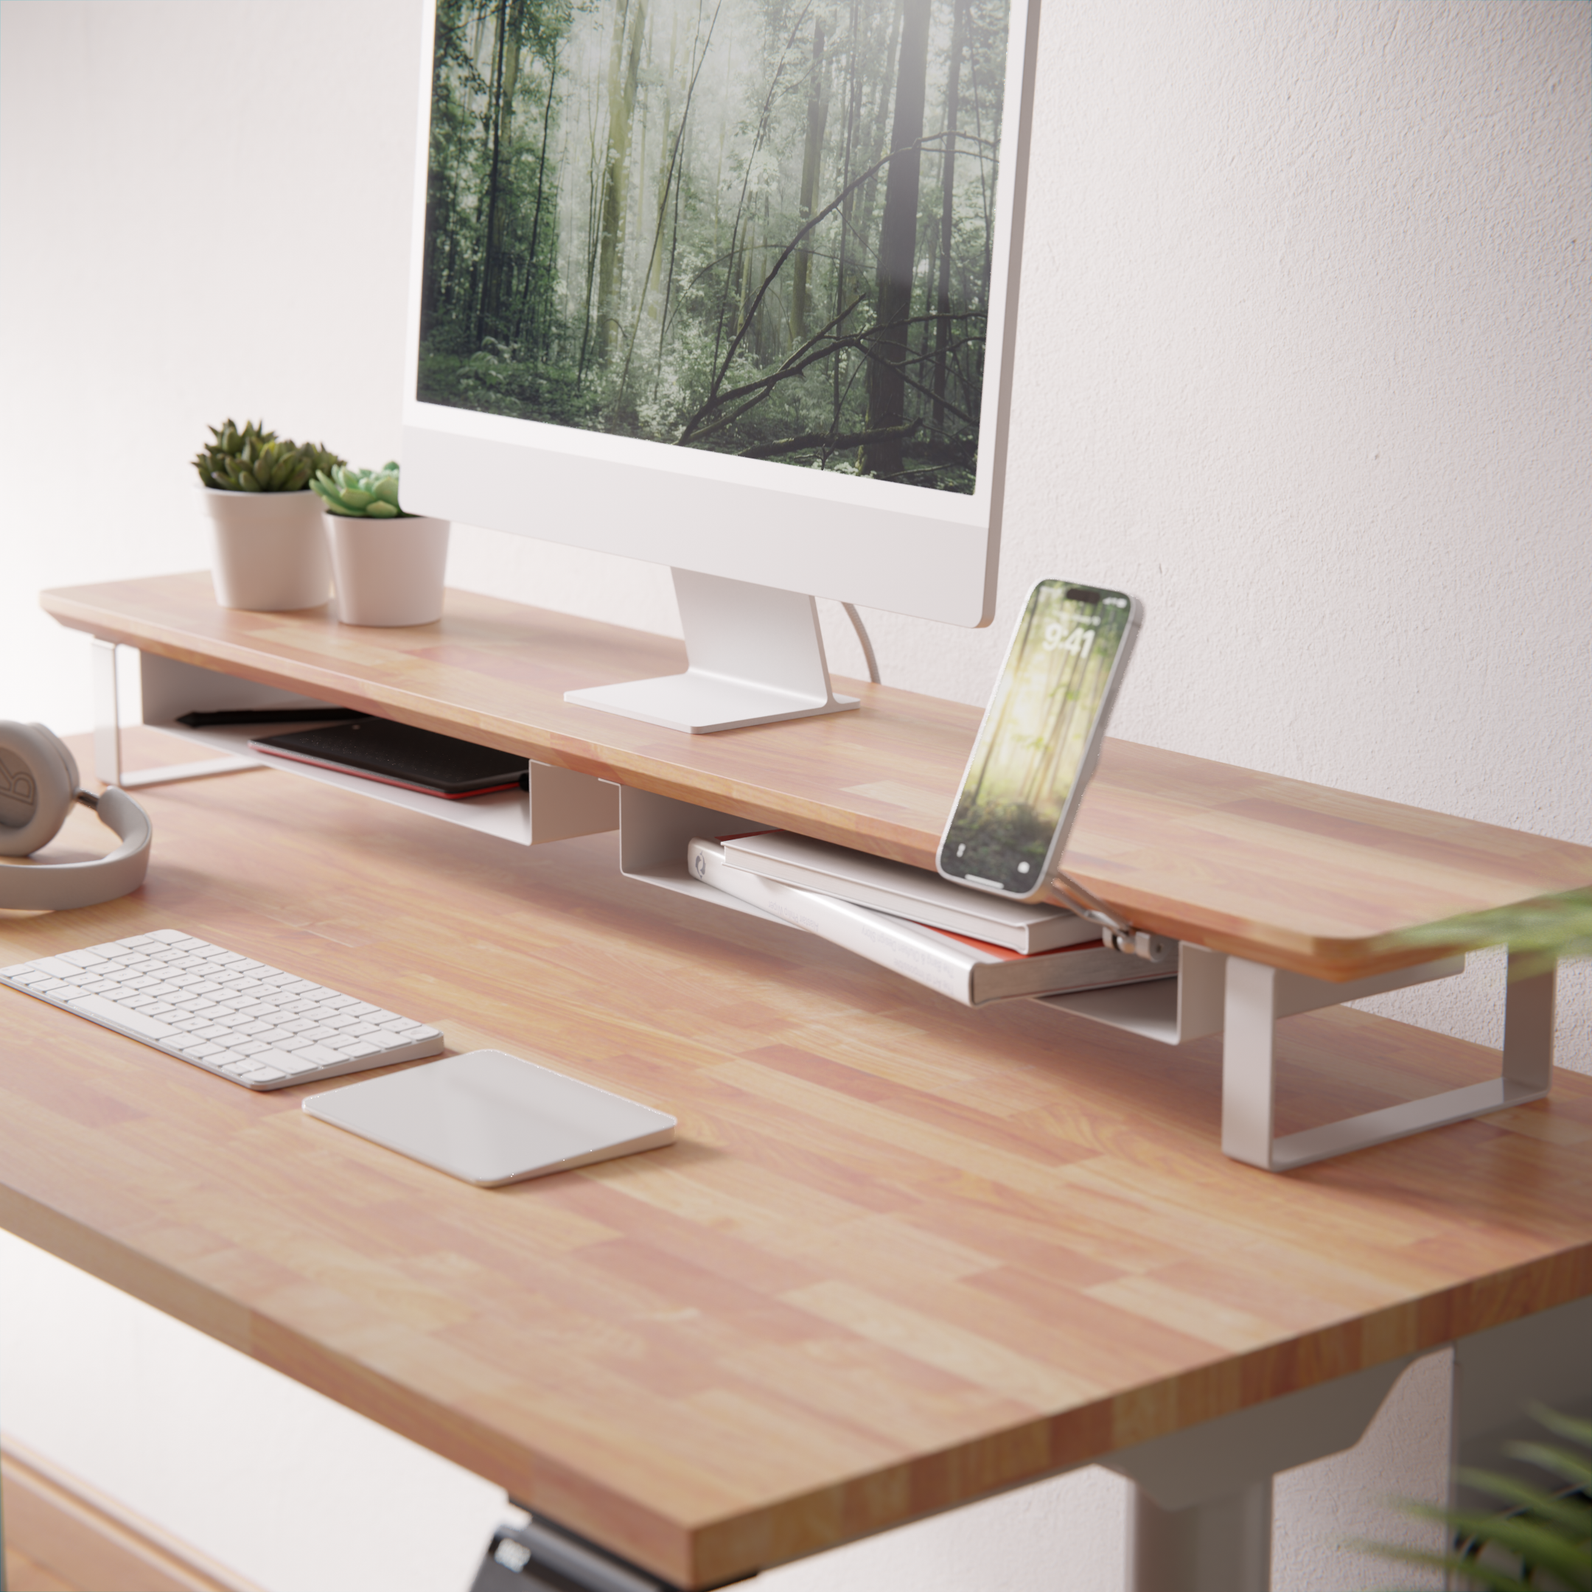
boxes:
[688,830,1173,1007]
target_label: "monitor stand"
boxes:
[564,569,861,734]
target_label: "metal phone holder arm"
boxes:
[1052,870,1171,964]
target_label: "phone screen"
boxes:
[938,580,1138,896]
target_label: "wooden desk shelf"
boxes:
[44,574,1592,977]
[44,573,1592,1170]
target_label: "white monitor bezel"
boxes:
[401,0,1041,629]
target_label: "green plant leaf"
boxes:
[1455,1511,1591,1587]
[1456,1469,1592,1533]
[1531,1407,1592,1454]
[1361,1406,1591,1591]
[1388,891,1592,975]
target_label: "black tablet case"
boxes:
[250,719,528,797]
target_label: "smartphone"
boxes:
[937,579,1141,901]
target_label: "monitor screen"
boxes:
[403,0,1038,729]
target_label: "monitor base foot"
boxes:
[565,569,861,734]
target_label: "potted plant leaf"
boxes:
[194,420,344,611]
[1364,1405,1590,1590]
[312,462,450,626]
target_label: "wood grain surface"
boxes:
[43,575,1592,980]
[2,737,1590,1587]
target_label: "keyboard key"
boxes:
[28,956,91,979]
[59,948,111,967]
[292,1045,345,1067]
[258,1049,320,1075]
[66,994,180,1041]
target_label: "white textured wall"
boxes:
[1,2,1586,1589]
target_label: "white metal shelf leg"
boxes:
[92,636,124,787]
[1222,957,1279,1166]
[88,640,256,791]
[1221,953,1558,1172]
[1501,952,1555,1094]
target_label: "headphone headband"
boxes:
[0,722,152,910]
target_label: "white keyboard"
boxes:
[0,930,443,1091]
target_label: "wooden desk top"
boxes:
[43,572,1592,978]
[2,744,1590,1587]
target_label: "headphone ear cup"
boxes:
[27,721,81,797]
[0,721,79,857]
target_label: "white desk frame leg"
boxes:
[1111,1297,1590,1592]
[1109,1355,1417,1592]
[1222,951,1556,1171]
[92,639,256,790]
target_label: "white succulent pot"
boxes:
[328,515,451,627]
[201,488,333,611]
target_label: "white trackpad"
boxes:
[302,1049,676,1186]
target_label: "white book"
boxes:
[689,840,1168,1008]
[718,830,1096,953]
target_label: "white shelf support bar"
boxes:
[1221,951,1556,1171]
[91,635,122,787]
[91,640,256,791]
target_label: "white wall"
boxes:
[0,2,1586,1589]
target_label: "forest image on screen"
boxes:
[943,587,1133,882]
[418,0,1010,493]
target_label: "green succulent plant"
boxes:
[193,420,342,493]
[311,461,411,519]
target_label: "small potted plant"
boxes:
[312,462,450,626]
[194,420,344,611]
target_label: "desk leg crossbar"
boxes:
[1221,951,1556,1171]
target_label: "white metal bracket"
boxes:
[1221,950,1555,1171]
[616,785,784,922]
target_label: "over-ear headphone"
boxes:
[0,722,152,909]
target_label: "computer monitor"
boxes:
[402,0,1040,732]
